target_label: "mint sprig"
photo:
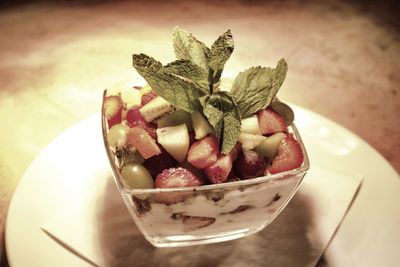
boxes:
[132,27,290,154]
[230,59,288,118]
[173,26,210,72]
[199,92,241,154]
[173,26,234,91]
[132,54,202,113]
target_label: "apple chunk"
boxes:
[157,124,189,162]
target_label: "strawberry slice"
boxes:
[127,127,161,159]
[204,154,233,184]
[155,167,204,188]
[104,95,123,128]
[234,150,267,179]
[144,148,176,177]
[187,136,219,169]
[257,108,287,135]
[126,107,146,126]
[141,90,158,105]
[267,135,304,174]
[154,167,204,203]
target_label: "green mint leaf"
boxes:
[230,58,288,118]
[163,60,209,95]
[172,26,211,71]
[132,54,201,113]
[209,30,234,83]
[200,92,241,154]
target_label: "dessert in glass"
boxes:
[101,27,309,247]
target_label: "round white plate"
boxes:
[6,107,400,267]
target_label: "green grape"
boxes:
[108,123,129,148]
[120,163,154,190]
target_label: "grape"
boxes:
[107,123,129,148]
[233,150,266,179]
[121,163,154,191]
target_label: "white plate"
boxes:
[6,106,400,267]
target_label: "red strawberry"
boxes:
[257,108,287,135]
[104,95,123,128]
[141,90,158,105]
[127,127,161,159]
[187,136,219,169]
[129,120,157,140]
[267,135,304,174]
[155,167,204,188]
[154,167,204,204]
[234,150,267,179]
[126,107,146,126]
[144,148,176,177]
[204,154,233,184]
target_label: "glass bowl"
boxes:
[101,90,310,247]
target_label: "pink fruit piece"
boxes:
[257,108,287,135]
[129,120,157,140]
[104,95,123,128]
[154,167,204,204]
[187,136,219,169]
[234,150,267,179]
[141,90,158,105]
[126,107,146,126]
[267,135,304,174]
[144,148,176,177]
[127,127,161,159]
[204,154,233,184]
[179,160,207,183]
[155,167,203,188]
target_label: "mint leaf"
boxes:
[200,92,241,154]
[173,26,210,71]
[230,59,288,118]
[132,54,202,113]
[209,30,234,84]
[163,60,209,95]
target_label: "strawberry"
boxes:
[126,107,146,126]
[141,90,158,105]
[204,154,233,184]
[129,120,157,140]
[234,150,267,179]
[257,107,287,135]
[187,136,219,169]
[155,167,204,188]
[144,148,177,177]
[267,135,304,174]
[104,95,123,128]
[127,127,161,159]
[154,167,204,204]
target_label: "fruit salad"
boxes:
[102,27,309,247]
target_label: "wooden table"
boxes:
[1,0,399,265]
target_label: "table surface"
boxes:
[0,0,399,265]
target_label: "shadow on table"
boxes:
[97,176,322,267]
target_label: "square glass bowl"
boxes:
[101,90,309,247]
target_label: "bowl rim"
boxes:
[101,90,310,195]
